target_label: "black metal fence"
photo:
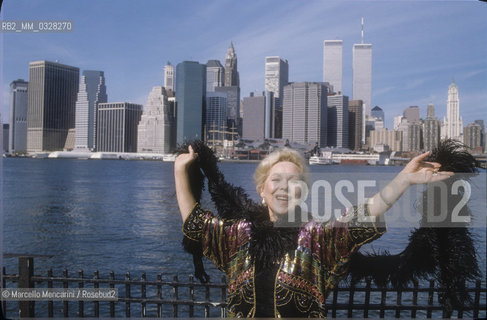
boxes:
[2,256,486,318]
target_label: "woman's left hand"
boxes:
[399,151,454,186]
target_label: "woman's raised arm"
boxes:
[174,145,199,222]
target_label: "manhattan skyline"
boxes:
[1,0,486,129]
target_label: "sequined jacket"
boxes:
[182,203,386,318]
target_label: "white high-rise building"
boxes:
[441,80,463,141]
[74,70,107,151]
[164,62,175,92]
[265,56,289,100]
[353,43,372,116]
[9,79,29,154]
[393,115,403,130]
[137,86,176,154]
[323,40,343,94]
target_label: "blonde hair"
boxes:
[254,148,309,194]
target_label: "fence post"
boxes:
[78,270,84,317]
[109,271,115,317]
[396,287,403,318]
[364,279,371,318]
[125,272,131,317]
[188,275,194,317]
[204,281,210,317]
[18,256,34,318]
[473,279,481,319]
[173,275,178,318]
[331,286,338,318]
[347,282,355,318]
[141,273,146,318]
[221,276,227,318]
[427,280,434,318]
[156,274,162,318]
[47,269,53,317]
[94,270,100,317]
[411,280,418,318]
[3,267,8,318]
[63,269,69,317]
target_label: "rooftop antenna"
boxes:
[361,17,364,44]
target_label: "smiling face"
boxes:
[260,161,305,222]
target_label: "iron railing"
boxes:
[1,256,486,318]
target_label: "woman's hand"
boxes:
[174,145,198,173]
[369,152,454,217]
[399,151,454,186]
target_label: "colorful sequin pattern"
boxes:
[182,203,385,318]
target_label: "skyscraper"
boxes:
[348,100,363,151]
[408,122,423,152]
[353,43,372,117]
[27,61,79,152]
[327,94,349,148]
[97,102,142,152]
[369,128,402,152]
[441,80,463,141]
[474,119,485,151]
[137,86,176,154]
[8,79,28,154]
[206,60,224,92]
[393,115,403,130]
[396,117,410,152]
[164,62,175,92]
[323,40,343,94]
[371,106,384,121]
[423,103,440,151]
[464,122,483,152]
[224,42,239,87]
[176,61,206,144]
[265,91,276,139]
[206,91,227,142]
[265,56,289,100]
[242,93,266,141]
[403,106,420,123]
[74,70,107,151]
[427,103,435,118]
[221,43,241,132]
[215,85,240,135]
[282,82,328,147]
[3,124,9,153]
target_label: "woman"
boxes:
[175,145,453,317]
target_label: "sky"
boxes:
[1,0,486,129]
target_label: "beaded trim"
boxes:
[182,203,206,241]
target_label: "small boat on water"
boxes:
[309,156,330,165]
[162,154,177,162]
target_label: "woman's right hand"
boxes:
[174,145,199,173]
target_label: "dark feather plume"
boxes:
[347,139,480,313]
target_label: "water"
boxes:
[2,158,486,317]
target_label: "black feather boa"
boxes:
[176,139,481,314]
[347,139,480,314]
